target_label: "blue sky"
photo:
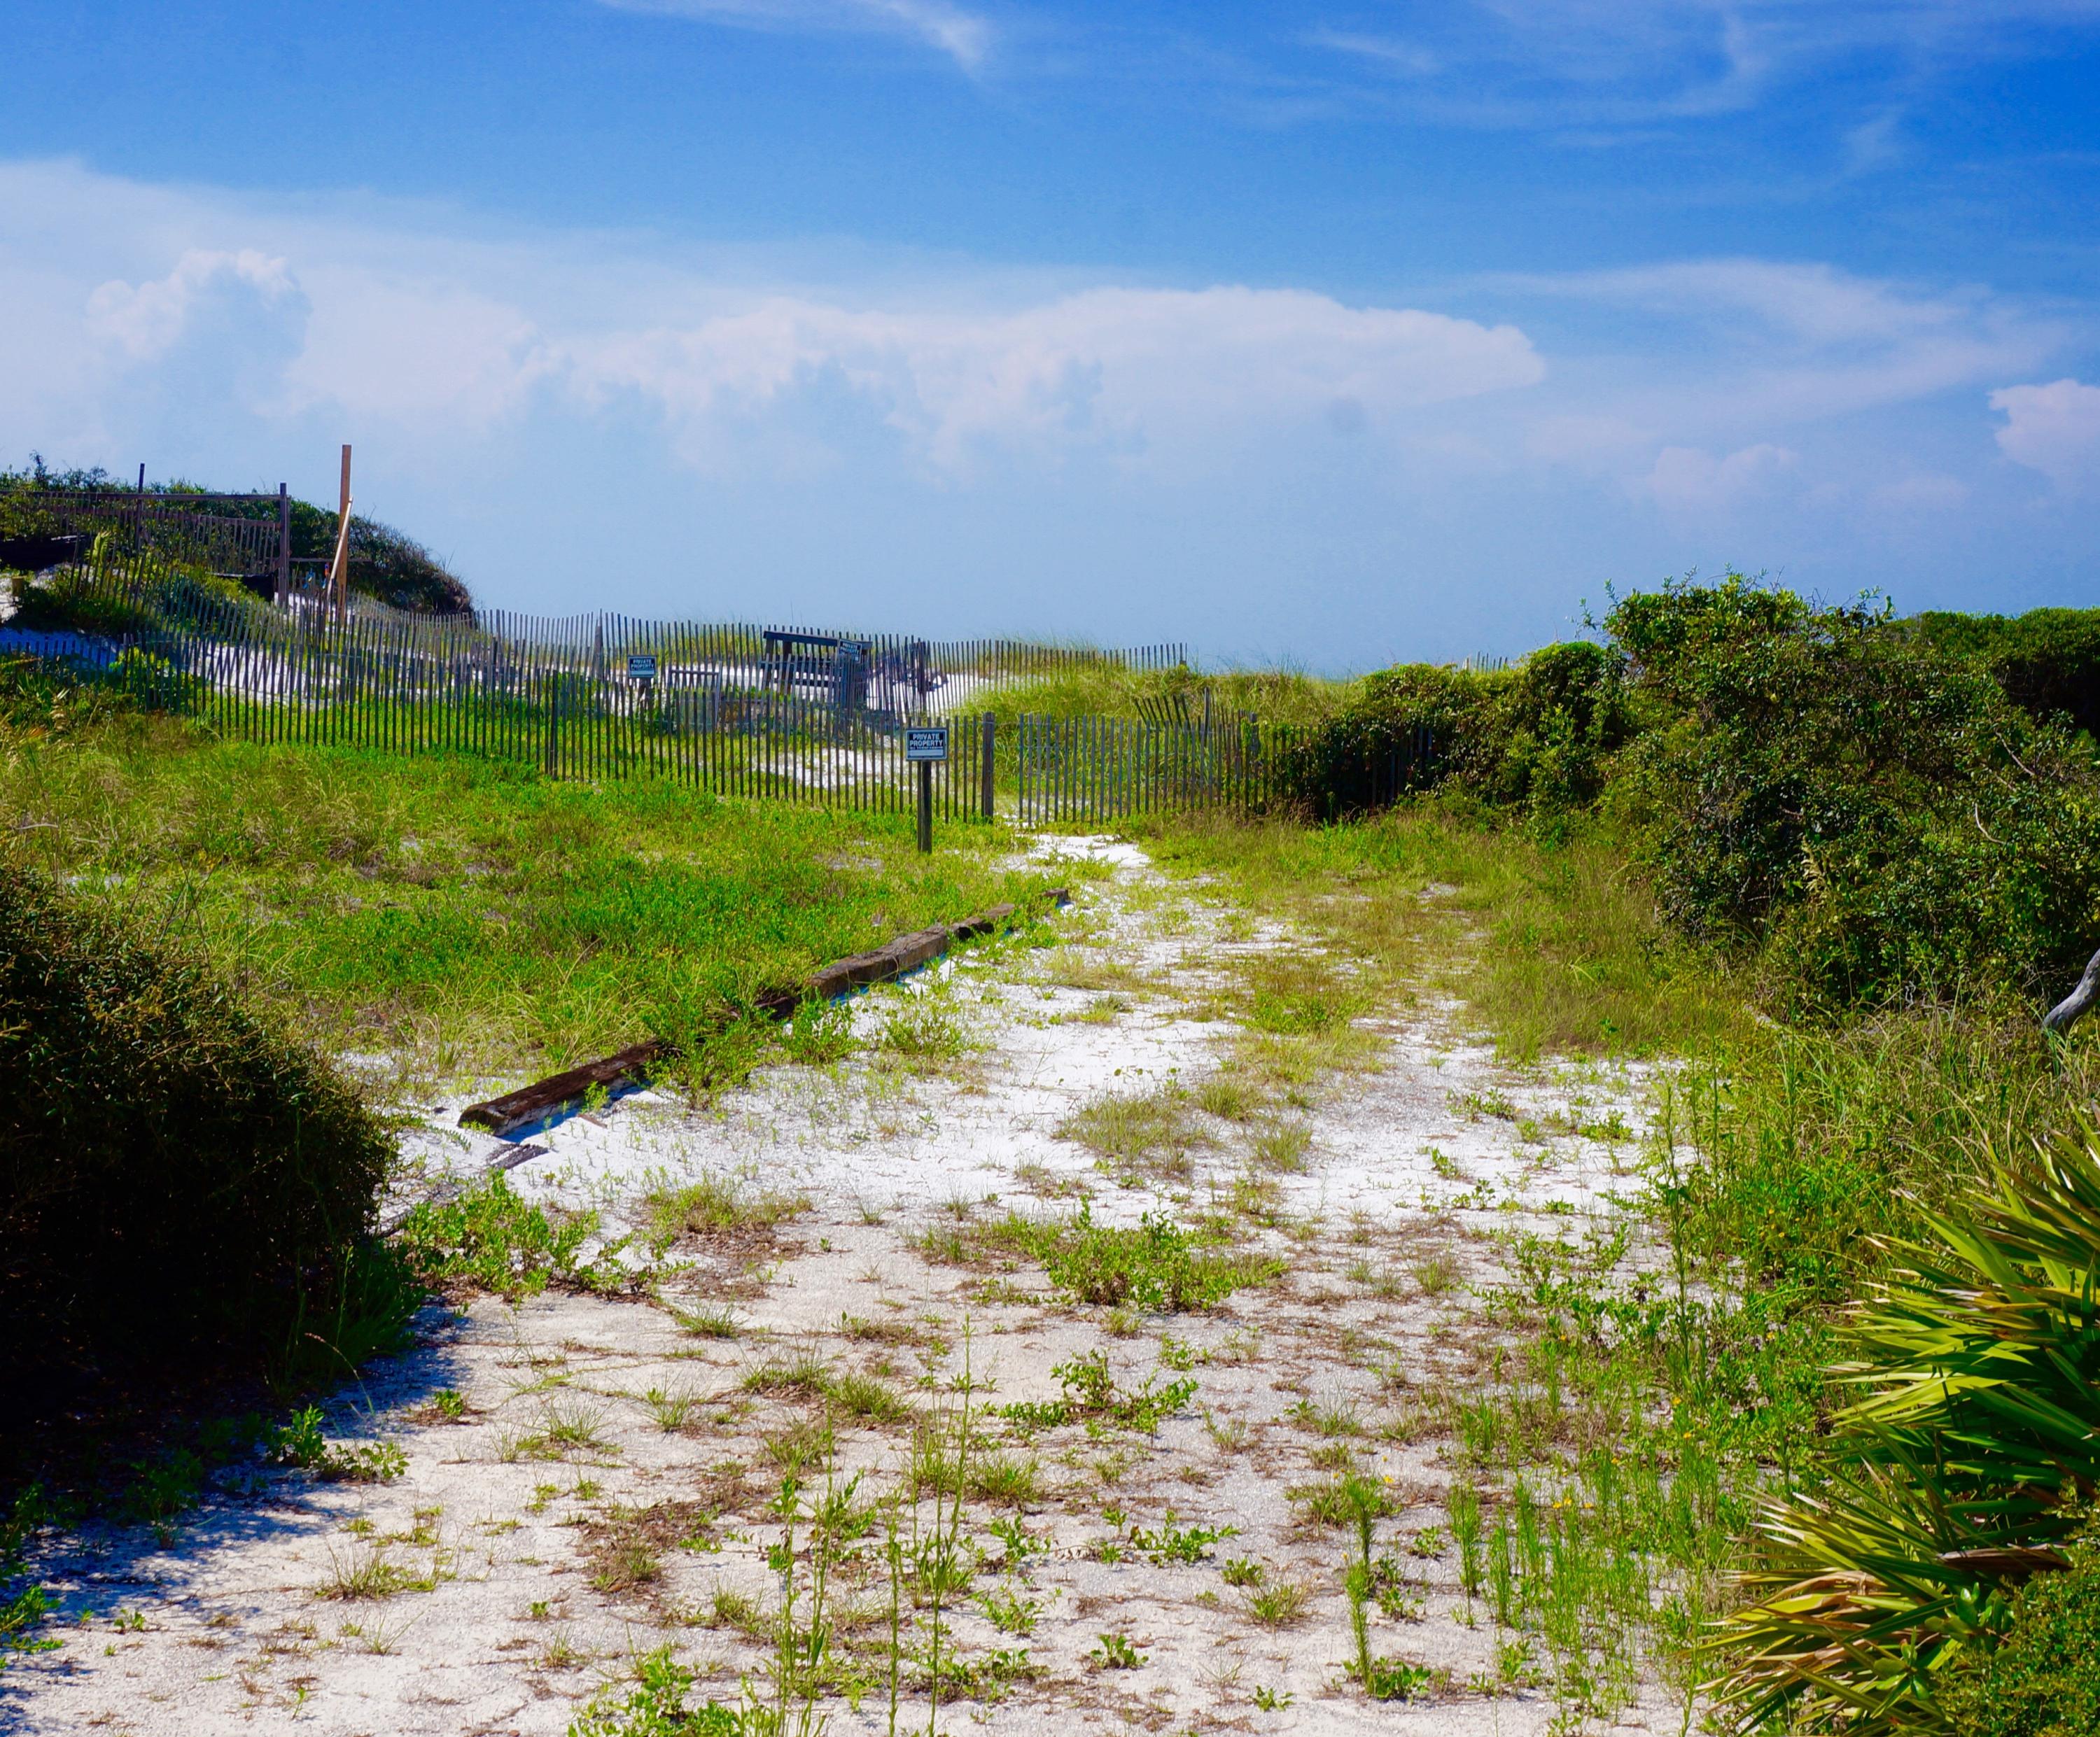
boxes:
[4,1,2098,668]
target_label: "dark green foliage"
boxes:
[395,1174,605,1300]
[1912,606,2100,740]
[1453,639,1631,813]
[1605,577,2100,1011]
[1292,577,2100,1013]
[1281,663,1466,820]
[1286,641,1628,822]
[1714,1130,2100,1734]
[1944,1525,2100,1737]
[0,861,394,1392]
[288,502,472,615]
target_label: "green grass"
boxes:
[1055,1085,1210,1180]
[979,664,1354,731]
[993,1207,1280,1313]
[643,1174,811,1249]
[1133,801,2095,1729]
[1142,805,1745,1063]
[0,707,1070,1095]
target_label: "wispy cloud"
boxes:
[1301,0,2100,132]
[598,0,993,71]
[1493,258,2066,434]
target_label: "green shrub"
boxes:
[1,465,472,617]
[1282,663,1475,820]
[395,1174,603,1300]
[1944,1522,2100,1737]
[0,861,394,1394]
[1284,641,1628,822]
[1288,578,2100,1012]
[1452,640,1631,814]
[1912,606,2100,741]
[1001,1206,1277,1311]
[1604,577,2100,1011]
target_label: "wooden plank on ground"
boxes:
[458,889,1072,1132]
[458,1040,666,1138]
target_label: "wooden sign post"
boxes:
[904,725,948,854]
[328,444,353,621]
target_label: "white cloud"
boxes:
[85,248,300,361]
[286,271,553,427]
[598,0,992,71]
[4,156,2094,664]
[568,287,1543,473]
[0,160,1542,484]
[1303,30,1441,78]
[1497,258,2066,442]
[1991,378,2100,490]
[1521,257,1975,347]
[1643,442,1796,515]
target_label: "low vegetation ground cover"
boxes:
[1142,775,2100,1732]
[0,656,1070,1095]
[0,652,1066,1638]
[9,569,2100,1733]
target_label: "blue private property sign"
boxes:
[904,726,949,763]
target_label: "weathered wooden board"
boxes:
[457,1040,666,1138]
[458,889,1072,1135]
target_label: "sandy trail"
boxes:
[11,836,1678,1736]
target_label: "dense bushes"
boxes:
[1294,577,2100,1013]
[1912,606,2100,741]
[0,861,396,1398]
[290,503,472,614]
[1282,640,1630,824]
[1606,581,2100,1011]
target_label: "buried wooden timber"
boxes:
[755,887,1069,1017]
[458,888,1072,1139]
[458,1041,668,1139]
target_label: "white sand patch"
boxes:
[13,838,1683,1736]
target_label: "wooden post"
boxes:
[917,759,933,854]
[328,444,353,622]
[981,712,995,821]
[274,483,291,607]
[134,462,146,546]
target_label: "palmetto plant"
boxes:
[1712,1125,2100,1734]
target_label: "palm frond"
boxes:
[1710,1125,2100,1733]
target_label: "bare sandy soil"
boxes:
[11,837,1679,1737]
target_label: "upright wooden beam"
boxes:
[274,483,291,607]
[329,444,353,621]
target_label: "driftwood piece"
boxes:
[458,1041,668,1138]
[2043,946,2100,1036]
[457,889,1072,1136]
[756,890,1065,1018]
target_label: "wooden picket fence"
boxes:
[3,542,1436,825]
